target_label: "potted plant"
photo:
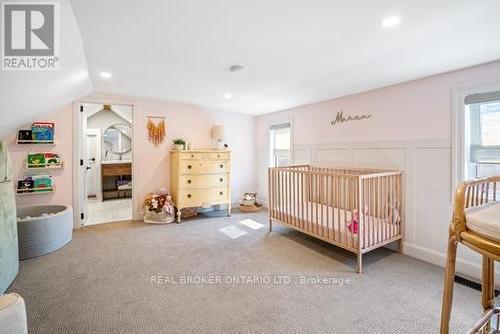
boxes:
[173,138,186,150]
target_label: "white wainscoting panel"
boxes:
[311,148,351,166]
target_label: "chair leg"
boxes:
[481,256,495,311]
[440,234,458,334]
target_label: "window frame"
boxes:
[452,78,500,199]
[269,120,294,168]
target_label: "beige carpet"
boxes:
[8,210,484,333]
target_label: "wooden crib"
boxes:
[268,165,404,273]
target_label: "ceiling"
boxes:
[0,0,91,137]
[71,0,500,115]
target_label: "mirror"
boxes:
[103,123,132,155]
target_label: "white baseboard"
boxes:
[404,242,500,287]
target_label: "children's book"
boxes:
[44,153,61,166]
[31,122,55,141]
[17,179,34,192]
[27,153,46,168]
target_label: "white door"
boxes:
[85,129,101,200]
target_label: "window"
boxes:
[464,91,500,179]
[270,123,291,167]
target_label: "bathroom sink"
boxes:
[101,160,132,164]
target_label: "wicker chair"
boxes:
[440,176,500,334]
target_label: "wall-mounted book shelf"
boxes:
[16,139,55,146]
[16,123,57,195]
[16,187,55,195]
[25,163,64,170]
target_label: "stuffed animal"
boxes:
[347,206,368,234]
[347,210,359,234]
[163,195,174,215]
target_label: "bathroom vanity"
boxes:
[101,161,132,200]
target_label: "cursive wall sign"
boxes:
[331,111,372,126]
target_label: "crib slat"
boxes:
[288,170,291,225]
[338,176,341,242]
[269,169,273,219]
[370,177,374,248]
[290,170,293,225]
[375,177,382,243]
[352,178,356,249]
[315,173,319,235]
[320,172,323,237]
[346,177,351,247]
[389,175,393,239]
[382,176,386,243]
[327,176,335,240]
[301,172,305,230]
[304,171,308,230]
[292,170,296,227]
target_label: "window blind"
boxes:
[270,122,291,130]
[464,91,500,105]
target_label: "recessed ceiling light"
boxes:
[229,65,245,72]
[224,93,232,100]
[381,16,401,28]
[100,71,112,79]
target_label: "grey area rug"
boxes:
[8,210,483,333]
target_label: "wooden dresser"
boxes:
[170,150,231,222]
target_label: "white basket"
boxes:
[143,209,175,224]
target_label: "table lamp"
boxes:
[211,125,226,149]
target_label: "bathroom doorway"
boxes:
[75,102,135,226]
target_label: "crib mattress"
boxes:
[272,201,400,249]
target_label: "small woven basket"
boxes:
[239,203,263,213]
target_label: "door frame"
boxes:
[73,98,138,228]
[85,128,102,202]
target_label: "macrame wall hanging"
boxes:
[147,116,166,146]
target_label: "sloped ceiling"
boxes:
[0,0,92,137]
[72,0,500,115]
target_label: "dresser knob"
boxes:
[187,179,192,184]
[219,191,223,196]
[217,154,220,158]
[219,178,223,182]
[187,194,192,198]
[187,165,192,169]
[191,154,194,158]
[219,164,223,168]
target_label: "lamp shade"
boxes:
[211,125,226,140]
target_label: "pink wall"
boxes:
[124,96,256,214]
[4,96,256,220]
[256,60,500,145]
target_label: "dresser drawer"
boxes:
[180,152,229,161]
[180,188,229,207]
[180,160,229,174]
[180,174,228,189]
